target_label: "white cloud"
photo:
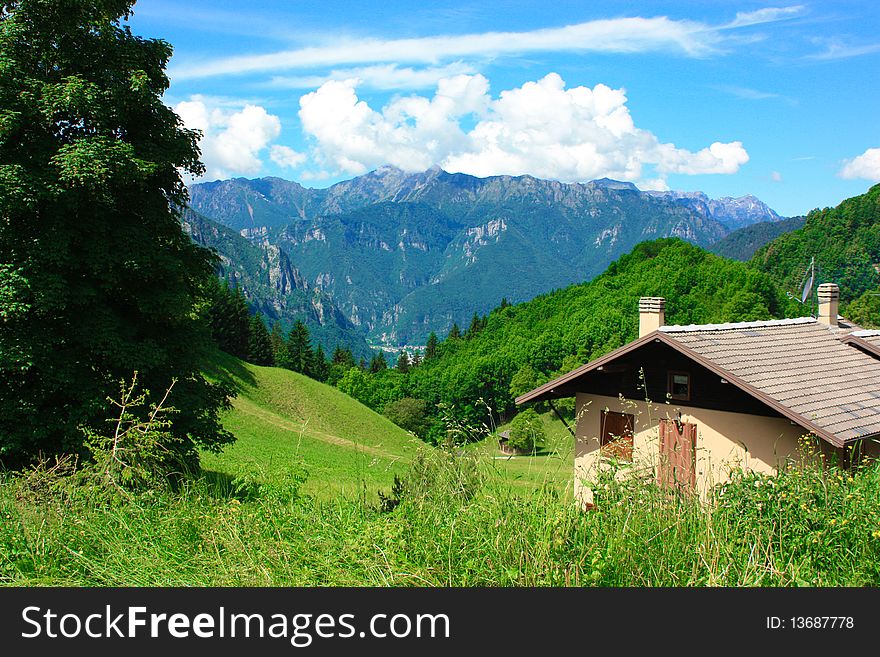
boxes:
[270,145,306,169]
[723,6,804,29]
[170,7,808,82]
[808,39,880,61]
[175,97,281,179]
[299,74,488,174]
[172,16,720,81]
[269,63,477,90]
[771,171,783,182]
[299,73,749,186]
[839,148,880,180]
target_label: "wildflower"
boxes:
[829,519,837,526]
[872,530,880,539]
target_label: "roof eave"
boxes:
[515,329,849,448]
[514,330,664,405]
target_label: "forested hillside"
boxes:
[336,239,792,438]
[751,184,880,304]
[710,216,806,261]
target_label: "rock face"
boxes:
[189,167,782,345]
[646,190,782,231]
[181,209,372,357]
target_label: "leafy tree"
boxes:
[383,397,430,438]
[424,332,438,359]
[247,312,274,366]
[285,320,314,375]
[509,364,540,400]
[846,289,880,328]
[396,350,411,373]
[507,409,545,452]
[0,0,231,463]
[369,352,388,373]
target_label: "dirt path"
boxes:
[231,397,403,460]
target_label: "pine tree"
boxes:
[396,350,411,373]
[248,312,274,366]
[424,332,439,359]
[411,350,422,367]
[369,352,388,373]
[448,323,461,340]
[466,312,482,339]
[286,321,314,376]
[332,345,355,368]
[270,321,288,365]
[207,280,250,359]
[312,344,329,382]
[0,0,231,462]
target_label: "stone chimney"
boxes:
[817,283,839,327]
[639,297,666,337]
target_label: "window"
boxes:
[600,411,634,462]
[668,371,691,401]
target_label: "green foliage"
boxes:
[247,312,274,366]
[709,216,806,261]
[0,0,232,464]
[383,397,431,438]
[508,364,541,400]
[4,450,879,586]
[507,409,546,452]
[424,332,438,359]
[751,184,880,303]
[395,350,410,373]
[845,289,880,328]
[398,238,788,435]
[79,373,188,495]
[369,352,388,373]
[284,320,314,375]
[311,345,329,382]
[206,278,250,359]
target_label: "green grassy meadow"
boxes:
[201,352,423,500]
[3,356,880,587]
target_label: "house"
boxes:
[515,283,880,504]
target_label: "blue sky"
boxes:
[129,1,879,217]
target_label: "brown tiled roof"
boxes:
[661,319,880,444]
[516,318,880,446]
[844,330,880,360]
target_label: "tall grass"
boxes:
[2,446,879,586]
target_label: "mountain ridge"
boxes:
[189,167,785,345]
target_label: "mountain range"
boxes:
[188,166,791,347]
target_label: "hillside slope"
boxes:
[751,184,880,303]
[202,352,420,498]
[710,216,806,261]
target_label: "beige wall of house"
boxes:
[573,392,807,505]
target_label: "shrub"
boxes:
[383,397,431,437]
[507,409,546,452]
